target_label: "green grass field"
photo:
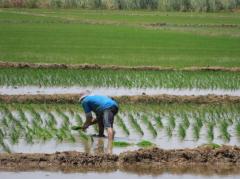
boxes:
[0,8,240,67]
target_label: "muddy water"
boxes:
[2,137,139,155]
[0,171,240,179]
[1,86,240,96]
[1,109,240,154]
[3,127,239,155]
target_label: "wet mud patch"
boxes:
[0,151,118,170]
[1,146,240,174]
[0,94,240,104]
[146,23,240,29]
[0,61,240,72]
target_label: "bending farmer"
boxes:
[79,93,119,141]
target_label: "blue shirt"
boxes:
[81,95,118,114]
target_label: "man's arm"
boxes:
[82,113,98,130]
[82,113,92,129]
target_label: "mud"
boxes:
[0,94,240,104]
[0,151,118,171]
[1,146,240,174]
[0,61,240,72]
[147,23,240,28]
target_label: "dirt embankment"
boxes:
[0,151,118,171]
[147,23,240,28]
[0,61,240,72]
[0,94,240,104]
[1,146,240,174]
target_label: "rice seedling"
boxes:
[18,109,29,127]
[56,108,70,127]
[201,143,221,149]
[0,128,10,153]
[9,127,20,145]
[155,116,163,129]
[113,141,132,147]
[2,117,9,128]
[142,115,157,138]
[28,106,43,125]
[219,120,231,142]
[25,126,34,144]
[75,114,83,126]
[78,130,91,142]
[116,115,130,136]
[178,124,186,140]
[165,126,173,138]
[45,112,57,131]
[128,114,144,136]
[207,122,214,142]
[195,116,203,129]
[0,141,11,153]
[182,113,190,129]
[67,108,75,118]
[236,122,240,137]
[0,129,4,139]
[137,140,155,148]
[192,124,200,141]
[71,126,83,130]
[169,115,176,129]
[66,133,76,143]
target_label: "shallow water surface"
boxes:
[1,103,240,154]
[0,171,240,179]
[1,86,240,96]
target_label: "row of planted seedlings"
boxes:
[0,103,240,152]
[1,68,240,90]
[116,103,240,144]
[0,103,93,153]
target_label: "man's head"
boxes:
[79,90,91,102]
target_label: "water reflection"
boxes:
[82,137,113,154]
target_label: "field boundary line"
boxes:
[0,61,240,72]
[0,146,240,173]
[0,94,239,104]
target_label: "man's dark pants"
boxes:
[96,106,118,136]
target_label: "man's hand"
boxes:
[71,126,86,131]
[82,117,97,130]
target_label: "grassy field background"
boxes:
[0,9,240,67]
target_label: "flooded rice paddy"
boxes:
[0,103,240,154]
[1,101,240,178]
